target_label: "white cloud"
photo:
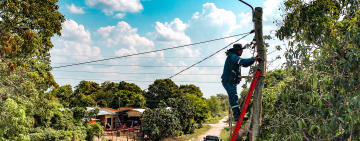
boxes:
[114,13,126,19]
[51,41,101,62]
[51,19,101,63]
[154,18,191,47]
[238,12,252,28]
[186,3,239,40]
[97,21,154,49]
[61,19,91,43]
[85,0,143,15]
[263,0,281,21]
[175,47,201,58]
[114,46,137,56]
[96,21,164,62]
[153,3,250,65]
[153,3,242,59]
[67,4,85,14]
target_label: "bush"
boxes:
[164,96,197,134]
[187,94,209,128]
[85,122,103,141]
[140,108,181,141]
[28,127,86,141]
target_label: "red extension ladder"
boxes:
[230,69,261,141]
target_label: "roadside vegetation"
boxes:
[235,0,360,140]
[0,0,229,140]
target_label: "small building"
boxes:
[116,109,145,128]
[86,107,143,130]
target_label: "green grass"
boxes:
[166,111,228,141]
[220,126,231,141]
[167,125,211,141]
[220,121,249,141]
[205,111,228,124]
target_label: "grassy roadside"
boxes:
[220,126,231,141]
[167,125,211,141]
[167,111,228,141]
[205,111,228,124]
[220,121,249,141]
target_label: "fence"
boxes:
[94,130,142,141]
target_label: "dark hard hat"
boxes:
[233,43,245,50]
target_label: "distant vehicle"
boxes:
[203,135,221,141]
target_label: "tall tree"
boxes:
[206,96,222,117]
[118,81,141,94]
[160,96,196,134]
[0,99,31,140]
[51,85,73,107]
[145,79,184,108]
[126,92,146,108]
[101,81,119,94]
[0,0,89,140]
[179,84,203,98]
[187,94,209,127]
[74,80,101,96]
[260,0,360,140]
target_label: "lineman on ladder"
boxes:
[221,43,262,121]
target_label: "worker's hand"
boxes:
[254,56,262,61]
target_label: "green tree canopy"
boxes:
[187,94,209,127]
[145,79,184,108]
[126,92,146,108]
[260,0,360,140]
[50,85,73,107]
[264,69,288,88]
[179,84,203,97]
[161,96,197,134]
[206,96,222,117]
[118,81,141,94]
[74,81,101,96]
[0,98,31,140]
[101,81,119,94]
[0,1,105,140]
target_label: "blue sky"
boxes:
[50,0,285,98]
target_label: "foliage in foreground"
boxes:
[260,0,360,140]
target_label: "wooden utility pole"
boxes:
[252,7,266,140]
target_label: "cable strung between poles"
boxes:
[53,32,250,69]
[168,30,254,79]
[51,70,227,75]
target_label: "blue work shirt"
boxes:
[221,53,255,84]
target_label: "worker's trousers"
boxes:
[222,80,240,119]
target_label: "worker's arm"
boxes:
[230,54,255,67]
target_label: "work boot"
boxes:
[234,112,249,121]
[234,116,248,122]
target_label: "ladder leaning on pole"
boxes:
[230,69,261,141]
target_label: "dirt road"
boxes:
[191,116,229,141]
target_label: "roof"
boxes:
[117,108,146,117]
[85,107,145,116]
[86,107,118,116]
[132,109,145,113]
[102,107,120,112]
[116,107,133,111]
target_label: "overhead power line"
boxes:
[52,64,224,67]
[55,78,221,83]
[51,70,235,75]
[52,32,250,69]
[51,64,280,67]
[51,56,227,58]
[168,31,254,79]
